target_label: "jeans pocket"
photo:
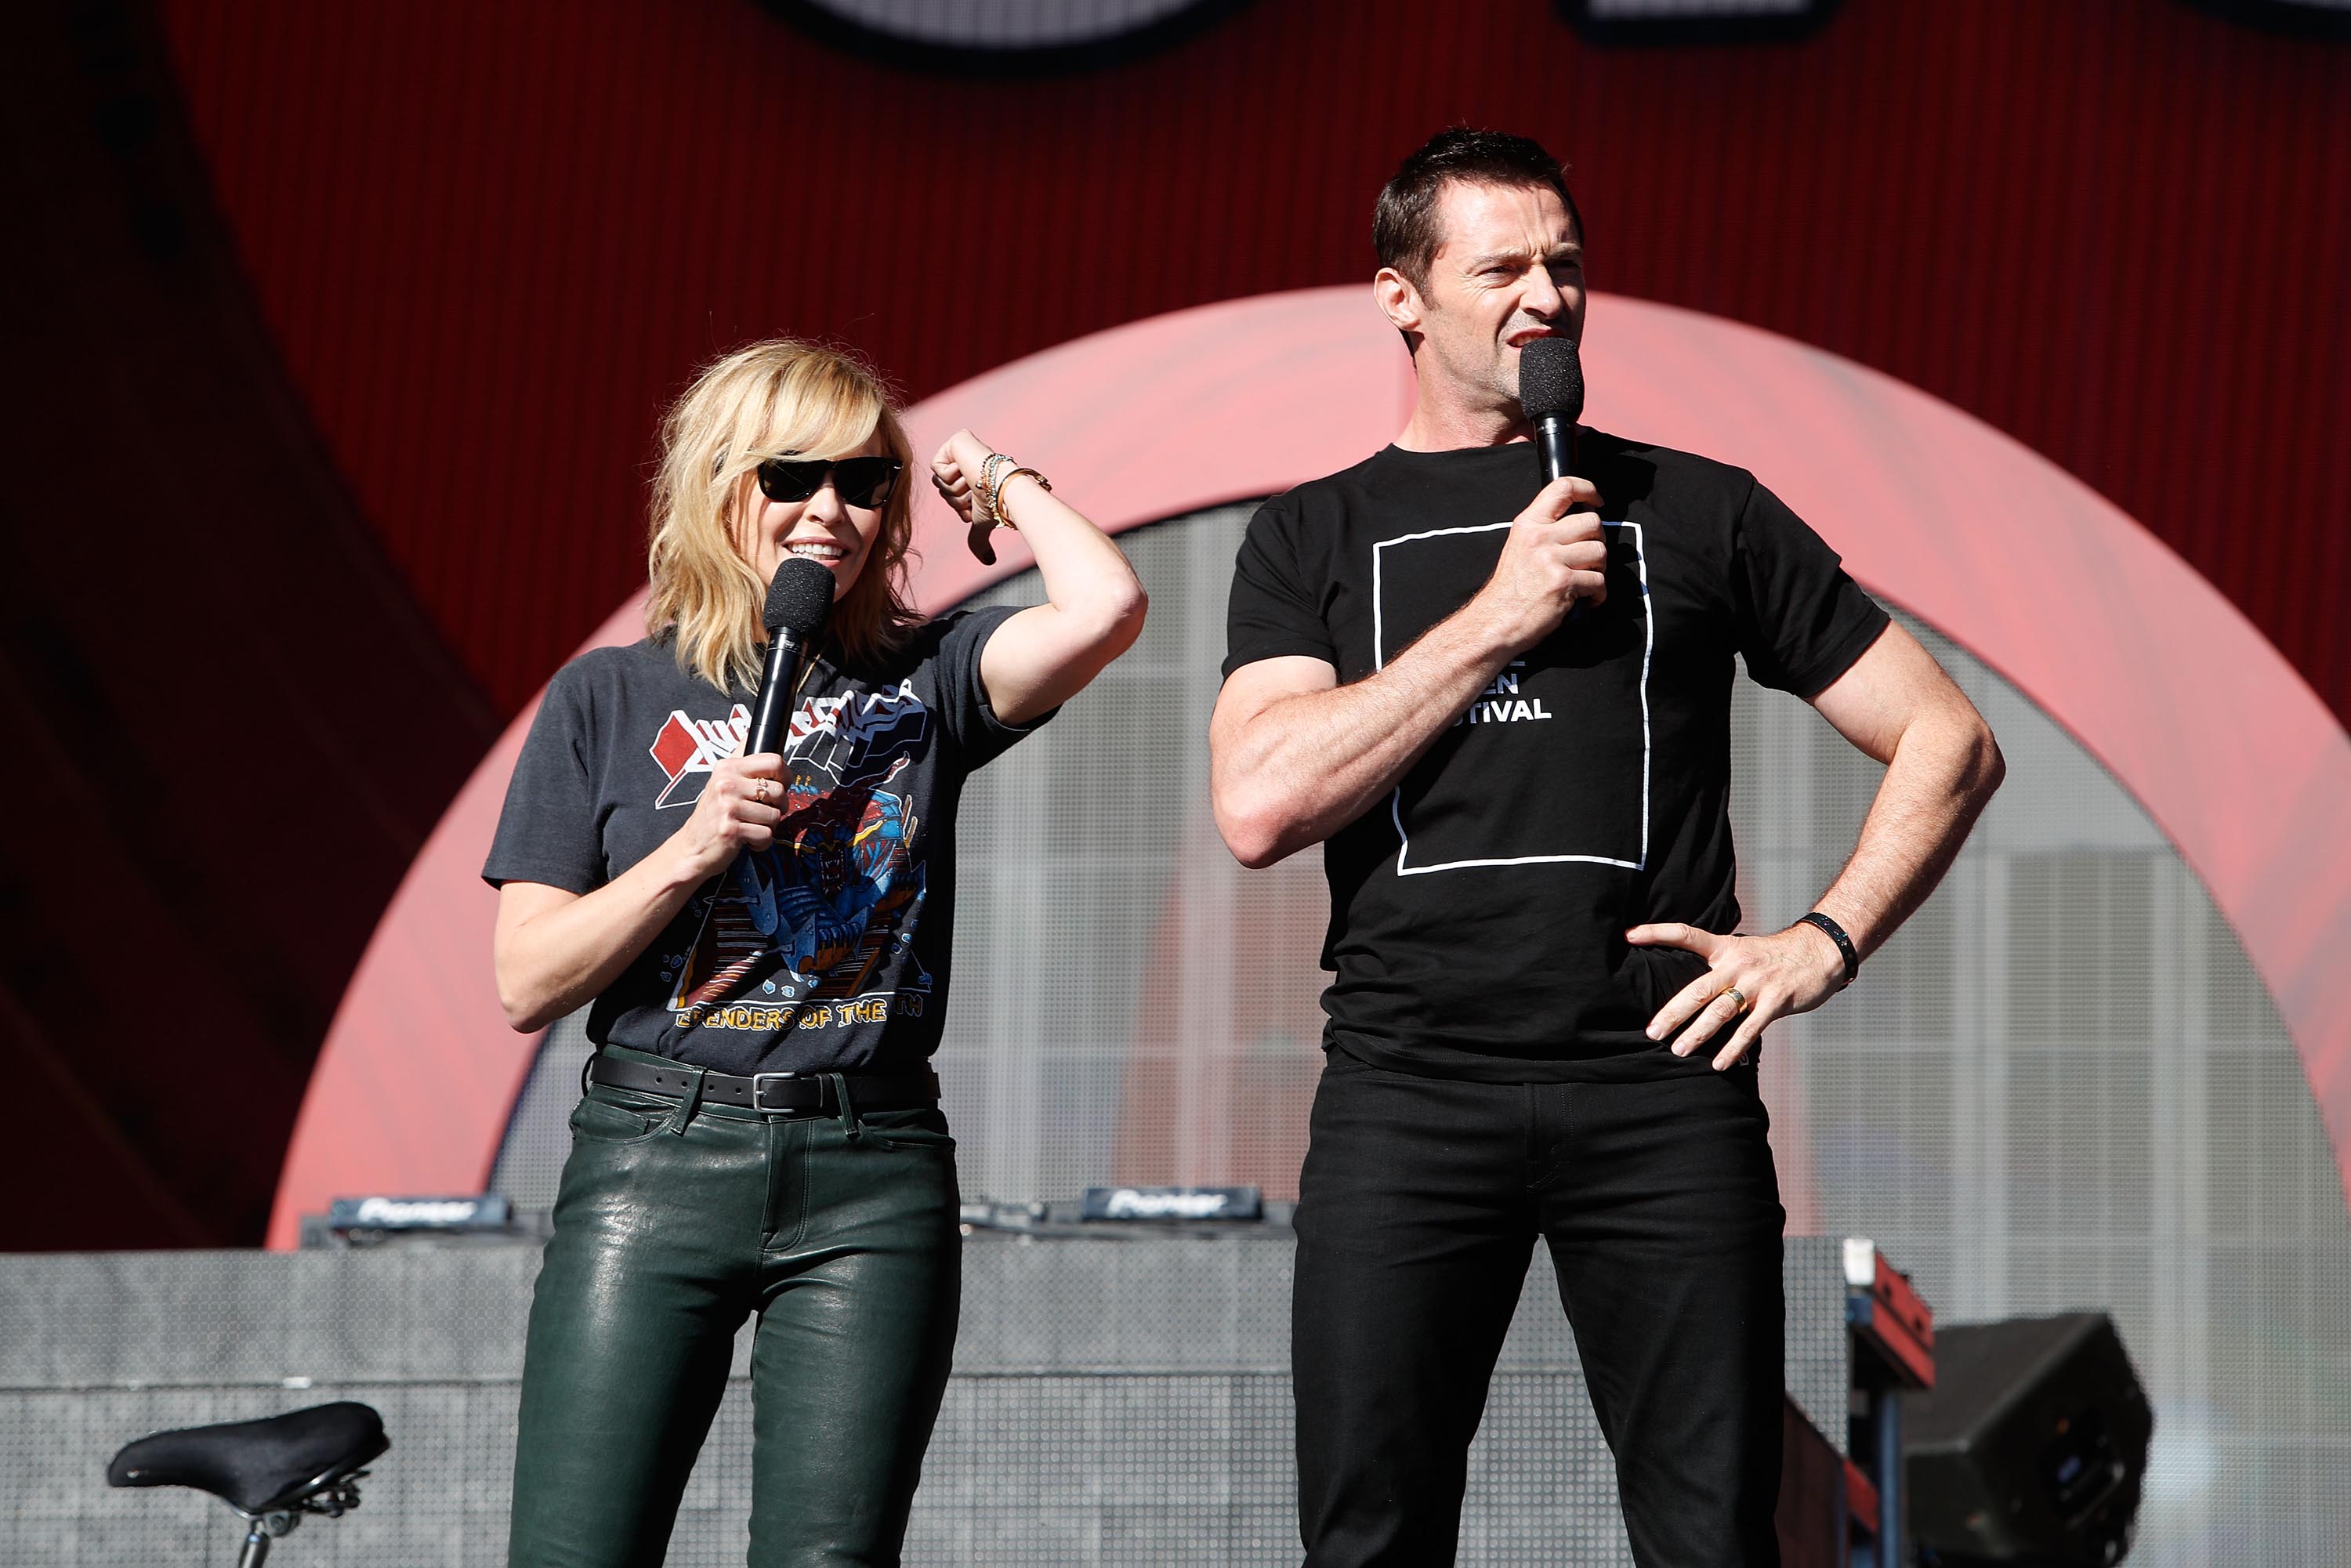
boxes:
[567,1090,672,1145]
[858,1108,957,1154]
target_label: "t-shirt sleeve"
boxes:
[1223,496,1337,679]
[483,663,607,893]
[1731,477,1891,699]
[931,604,1056,773]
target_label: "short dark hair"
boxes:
[1374,129,1584,293]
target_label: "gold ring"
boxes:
[755,779,770,805]
[1721,987,1749,1014]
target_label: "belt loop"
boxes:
[827,1072,864,1143]
[665,1066,708,1135]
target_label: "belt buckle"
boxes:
[748,1071,799,1114]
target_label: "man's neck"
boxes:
[1393,395,1531,454]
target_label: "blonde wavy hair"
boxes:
[646,339,921,692]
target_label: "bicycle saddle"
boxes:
[107,1402,389,1515]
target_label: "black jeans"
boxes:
[506,1046,962,1567]
[1292,1047,1787,1568]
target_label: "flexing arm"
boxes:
[1631,621,2005,1066]
[931,429,1148,726]
[493,750,784,1031]
[1210,473,1605,868]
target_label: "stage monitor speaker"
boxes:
[1904,1313,2152,1567]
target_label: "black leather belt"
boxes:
[587,1054,940,1117]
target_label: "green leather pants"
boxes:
[506,1046,962,1567]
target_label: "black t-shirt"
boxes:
[1223,430,1888,1082]
[483,607,1048,1076]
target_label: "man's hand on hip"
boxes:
[1625,921,1848,1070]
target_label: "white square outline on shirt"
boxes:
[1371,520,1652,875]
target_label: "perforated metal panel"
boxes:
[0,1241,1854,1566]
[488,503,2351,1560]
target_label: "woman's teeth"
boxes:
[787,541,845,561]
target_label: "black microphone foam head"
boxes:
[1517,335,1585,425]
[765,555,838,639]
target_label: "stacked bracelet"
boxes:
[984,453,1016,527]
[977,453,1049,530]
[976,453,1005,527]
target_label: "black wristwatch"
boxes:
[1796,911,1860,988]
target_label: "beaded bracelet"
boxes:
[978,452,1015,528]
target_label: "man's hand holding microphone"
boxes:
[1468,473,1609,657]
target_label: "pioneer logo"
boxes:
[328,1194,511,1232]
[1081,1185,1263,1222]
[358,1197,475,1226]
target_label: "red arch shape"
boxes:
[266,288,2351,1247]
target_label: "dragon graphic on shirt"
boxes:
[661,680,936,1019]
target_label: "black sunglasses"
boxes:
[755,454,902,509]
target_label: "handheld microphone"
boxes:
[1520,335,1594,625]
[1518,335,1585,484]
[743,556,838,760]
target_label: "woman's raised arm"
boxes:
[929,429,1147,726]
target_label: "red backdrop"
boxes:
[160,0,2351,721]
[4,0,2343,1247]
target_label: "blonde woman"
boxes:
[485,339,1145,1566]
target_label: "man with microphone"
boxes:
[1210,129,2005,1566]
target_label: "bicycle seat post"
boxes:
[237,1510,288,1568]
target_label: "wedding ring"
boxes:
[1721,987,1749,1014]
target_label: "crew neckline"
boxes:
[1380,434,1565,464]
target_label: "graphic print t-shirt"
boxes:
[483,607,1046,1076]
[1224,431,1889,1081]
